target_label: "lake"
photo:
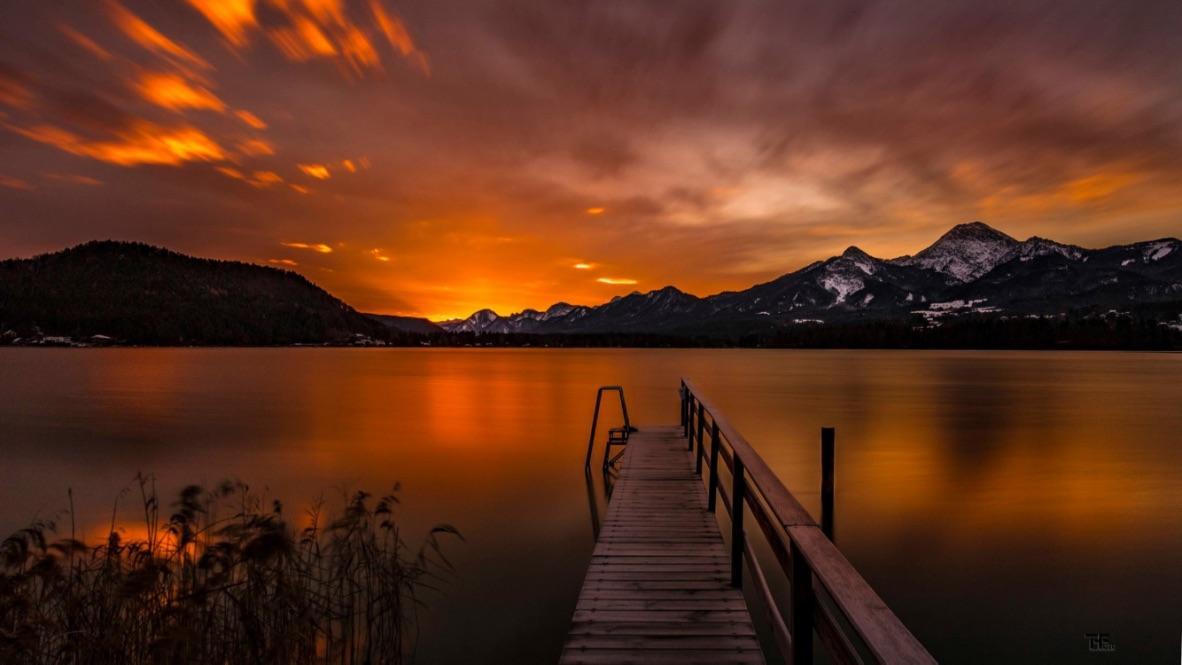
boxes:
[1,348,1179,663]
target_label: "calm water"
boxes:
[1,349,1179,663]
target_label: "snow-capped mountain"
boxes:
[708,245,950,320]
[439,223,1182,334]
[440,287,707,334]
[891,221,1019,282]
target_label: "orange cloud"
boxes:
[269,16,337,61]
[289,183,310,194]
[586,207,605,215]
[282,241,333,253]
[43,173,103,186]
[597,277,637,285]
[237,138,275,156]
[370,248,390,262]
[216,165,247,180]
[0,175,34,190]
[337,25,382,73]
[980,169,1147,218]
[218,166,284,188]
[235,109,267,129]
[298,163,330,179]
[248,0,427,77]
[1064,172,1139,203]
[186,0,258,47]
[108,1,211,71]
[251,170,283,187]
[268,258,298,266]
[58,25,114,61]
[303,0,348,25]
[0,70,33,109]
[341,159,356,172]
[370,0,429,74]
[136,71,225,111]
[10,121,225,166]
[573,262,594,270]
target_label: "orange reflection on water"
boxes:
[2,349,1181,663]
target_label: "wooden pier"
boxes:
[561,380,936,665]
[561,425,765,664]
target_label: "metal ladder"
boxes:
[583,385,636,471]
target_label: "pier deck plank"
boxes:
[560,425,766,665]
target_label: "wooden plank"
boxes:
[560,426,765,665]
[560,650,765,664]
[565,635,759,650]
[567,621,757,637]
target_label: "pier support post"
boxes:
[730,458,746,587]
[695,403,706,473]
[821,427,835,541]
[790,539,815,665]
[680,385,687,431]
[707,421,720,512]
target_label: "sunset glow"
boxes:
[282,241,333,254]
[2,2,1181,320]
[298,164,331,179]
[135,71,225,112]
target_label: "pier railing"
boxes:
[680,378,935,665]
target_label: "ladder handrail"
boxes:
[583,385,631,470]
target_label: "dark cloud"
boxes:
[1,0,1181,318]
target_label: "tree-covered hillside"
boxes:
[0,241,392,345]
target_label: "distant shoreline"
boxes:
[4,337,1180,352]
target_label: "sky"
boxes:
[1,0,1181,320]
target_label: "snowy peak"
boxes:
[1138,239,1179,263]
[1010,237,1084,262]
[440,308,502,333]
[645,285,690,302]
[544,302,576,318]
[942,221,1016,243]
[436,222,1182,335]
[896,221,1019,282]
[603,286,698,314]
[837,246,878,275]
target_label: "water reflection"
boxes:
[0,348,1179,664]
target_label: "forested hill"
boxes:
[0,241,391,345]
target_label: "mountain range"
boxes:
[440,222,1182,335]
[1,222,1179,346]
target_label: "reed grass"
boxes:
[0,475,460,665]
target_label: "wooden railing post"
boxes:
[730,458,745,587]
[679,384,687,431]
[695,403,706,473]
[790,539,815,665]
[821,427,835,541]
[707,421,720,512]
[673,379,936,664]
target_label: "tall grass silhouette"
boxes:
[0,475,460,664]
